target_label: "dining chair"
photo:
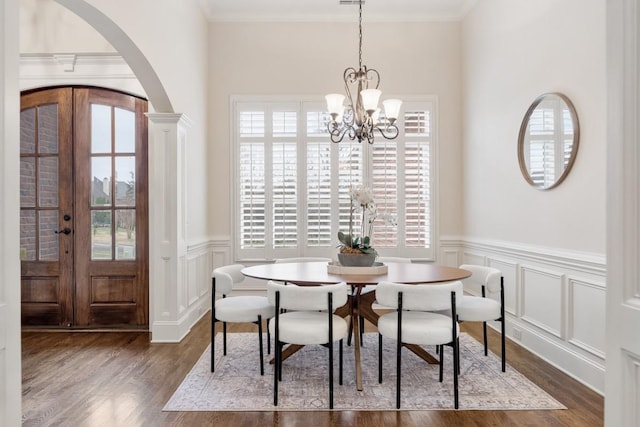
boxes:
[267,280,349,409]
[348,257,412,346]
[457,264,506,372]
[376,280,463,409]
[212,264,275,375]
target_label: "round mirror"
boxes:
[517,93,580,190]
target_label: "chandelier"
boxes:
[325,0,402,144]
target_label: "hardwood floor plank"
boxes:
[22,313,603,426]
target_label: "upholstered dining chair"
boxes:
[457,264,506,372]
[348,257,413,346]
[211,264,275,375]
[369,257,412,309]
[267,280,349,409]
[376,280,463,409]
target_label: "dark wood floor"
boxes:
[22,313,603,427]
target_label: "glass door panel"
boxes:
[91,210,112,260]
[89,104,137,262]
[20,88,74,327]
[20,103,60,263]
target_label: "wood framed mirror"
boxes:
[517,92,580,190]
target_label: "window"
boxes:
[233,97,437,261]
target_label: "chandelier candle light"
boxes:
[325,0,402,144]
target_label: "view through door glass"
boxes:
[20,87,149,328]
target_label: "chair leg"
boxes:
[453,339,459,409]
[258,315,264,376]
[274,340,279,406]
[378,333,383,384]
[438,345,444,382]
[359,315,364,346]
[267,324,271,355]
[347,317,353,346]
[483,321,488,356]
[223,322,228,355]
[396,338,402,409]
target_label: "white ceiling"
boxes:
[197,0,479,22]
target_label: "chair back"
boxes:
[274,257,331,263]
[377,256,411,263]
[459,264,502,294]
[267,281,347,311]
[213,264,245,295]
[375,281,463,312]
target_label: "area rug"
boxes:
[163,332,566,411]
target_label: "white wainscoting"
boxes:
[440,237,606,394]
[151,239,229,343]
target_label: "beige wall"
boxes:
[21,0,115,53]
[462,0,606,254]
[208,21,464,249]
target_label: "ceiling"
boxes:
[197,0,479,22]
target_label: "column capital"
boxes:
[146,112,193,128]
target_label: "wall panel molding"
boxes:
[520,266,564,339]
[462,238,606,275]
[568,278,606,359]
[440,237,606,394]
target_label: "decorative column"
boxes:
[146,113,192,342]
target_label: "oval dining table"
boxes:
[242,261,471,391]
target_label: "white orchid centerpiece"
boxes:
[337,185,383,255]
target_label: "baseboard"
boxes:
[500,320,605,395]
[151,295,210,343]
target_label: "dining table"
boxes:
[241,261,471,391]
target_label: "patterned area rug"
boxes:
[163,332,566,411]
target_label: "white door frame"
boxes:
[605,0,640,425]
[1,0,22,425]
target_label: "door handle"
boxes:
[55,227,72,235]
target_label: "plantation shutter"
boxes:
[306,110,333,247]
[238,110,266,252]
[338,143,364,237]
[403,109,431,249]
[234,97,436,261]
[272,111,298,249]
[370,142,398,247]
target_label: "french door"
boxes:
[20,87,149,328]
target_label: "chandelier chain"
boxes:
[358,0,363,70]
[325,0,401,144]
